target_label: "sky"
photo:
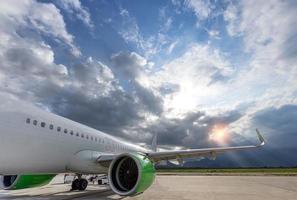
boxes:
[0,0,297,167]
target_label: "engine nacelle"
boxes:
[0,174,55,190]
[108,153,155,196]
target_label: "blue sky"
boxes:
[1,0,297,166]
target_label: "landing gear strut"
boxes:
[71,176,88,191]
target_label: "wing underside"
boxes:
[146,129,265,162]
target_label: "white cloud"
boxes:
[151,44,234,117]
[222,0,297,137]
[57,0,93,28]
[163,17,173,32]
[223,2,240,37]
[167,40,179,54]
[227,0,297,101]
[119,8,173,58]
[205,28,220,39]
[118,9,152,55]
[0,0,80,56]
[185,0,212,20]
[0,0,83,99]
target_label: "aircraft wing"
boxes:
[146,129,265,163]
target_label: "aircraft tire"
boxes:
[71,179,80,190]
[78,179,88,191]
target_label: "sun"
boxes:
[209,125,229,144]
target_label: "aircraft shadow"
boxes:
[0,188,127,200]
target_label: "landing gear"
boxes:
[71,178,88,191]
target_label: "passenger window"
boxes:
[95,138,97,142]
[64,129,68,134]
[86,135,89,139]
[91,136,93,141]
[57,126,61,132]
[33,120,38,126]
[70,130,73,135]
[49,124,54,130]
[81,133,84,138]
[76,132,79,137]
[26,118,30,124]
[41,122,46,128]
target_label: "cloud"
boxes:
[118,9,150,54]
[206,29,220,39]
[0,0,80,56]
[0,0,83,100]
[0,43,68,99]
[110,52,148,81]
[0,0,71,98]
[118,7,173,59]
[224,0,297,66]
[223,2,240,37]
[55,0,93,28]
[185,0,212,20]
[45,58,144,135]
[218,0,297,140]
[167,40,179,54]
[151,43,234,117]
[139,109,242,148]
[0,0,140,138]
[252,104,297,148]
[111,52,163,114]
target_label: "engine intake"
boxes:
[0,174,55,190]
[108,153,155,196]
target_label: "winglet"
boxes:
[151,132,158,152]
[256,129,265,147]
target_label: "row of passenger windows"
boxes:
[26,118,102,143]
[25,118,129,151]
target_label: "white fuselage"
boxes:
[0,93,148,175]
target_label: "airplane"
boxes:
[0,92,265,196]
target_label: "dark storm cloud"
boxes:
[0,45,68,100]
[182,104,297,168]
[133,84,163,114]
[252,104,297,148]
[47,88,141,135]
[110,51,144,80]
[0,36,161,139]
[141,110,242,148]
[39,58,146,136]
[111,51,163,114]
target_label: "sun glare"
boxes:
[209,125,229,144]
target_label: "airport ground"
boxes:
[157,167,297,176]
[1,175,297,200]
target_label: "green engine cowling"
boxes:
[0,174,55,190]
[108,153,155,196]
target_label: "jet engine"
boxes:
[0,174,55,190]
[108,153,155,196]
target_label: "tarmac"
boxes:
[1,175,297,200]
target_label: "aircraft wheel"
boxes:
[98,179,102,185]
[71,179,80,190]
[78,179,88,191]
